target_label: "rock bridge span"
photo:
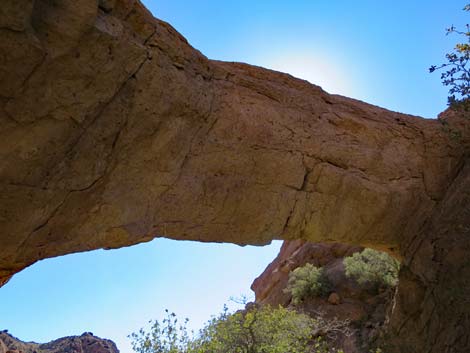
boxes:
[0,1,469,351]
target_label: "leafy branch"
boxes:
[430,5,470,110]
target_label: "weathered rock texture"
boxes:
[0,0,469,351]
[0,331,119,353]
[251,240,364,306]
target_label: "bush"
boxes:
[344,249,400,291]
[284,263,330,304]
[193,305,317,353]
[130,305,345,353]
[129,309,192,353]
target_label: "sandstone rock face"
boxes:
[251,240,364,306]
[0,331,119,353]
[0,0,469,351]
[251,241,390,352]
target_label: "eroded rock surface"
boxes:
[0,331,119,353]
[251,240,364,306]
[0,0,469,351]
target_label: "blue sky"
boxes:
[1,1,468,353]
[0,239,282,352]
[150,0,468,118]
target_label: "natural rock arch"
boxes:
[1,0,469,351]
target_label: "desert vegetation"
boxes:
[284,263,331,305]
[130,305,346,353]
[430,4,470,110]
[130,248,399,353]
[283,248,399,304]
[343,249,400,293]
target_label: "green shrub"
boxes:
[313,336,344,353]
[130,305,345,353]
[344,249,400,291]
[129,309,192,353]
[192,305,317,353]
[284,263,330,304]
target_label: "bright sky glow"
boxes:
[1,1,469,353]
[147,0,469,118]
[264,50,358,96]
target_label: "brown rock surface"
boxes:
[0,1,469,351]
[251,240,363,306]
[251,241,389,352]
[328,292,341,305]
[0,331,119,353]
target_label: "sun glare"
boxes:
[264,52,355,97]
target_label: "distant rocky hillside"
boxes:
[0,331,119,353]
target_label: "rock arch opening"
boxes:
[0,236,404,353]
[0,238,283,353]
[1,0,469,352]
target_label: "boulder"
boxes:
[328,292,341,305]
